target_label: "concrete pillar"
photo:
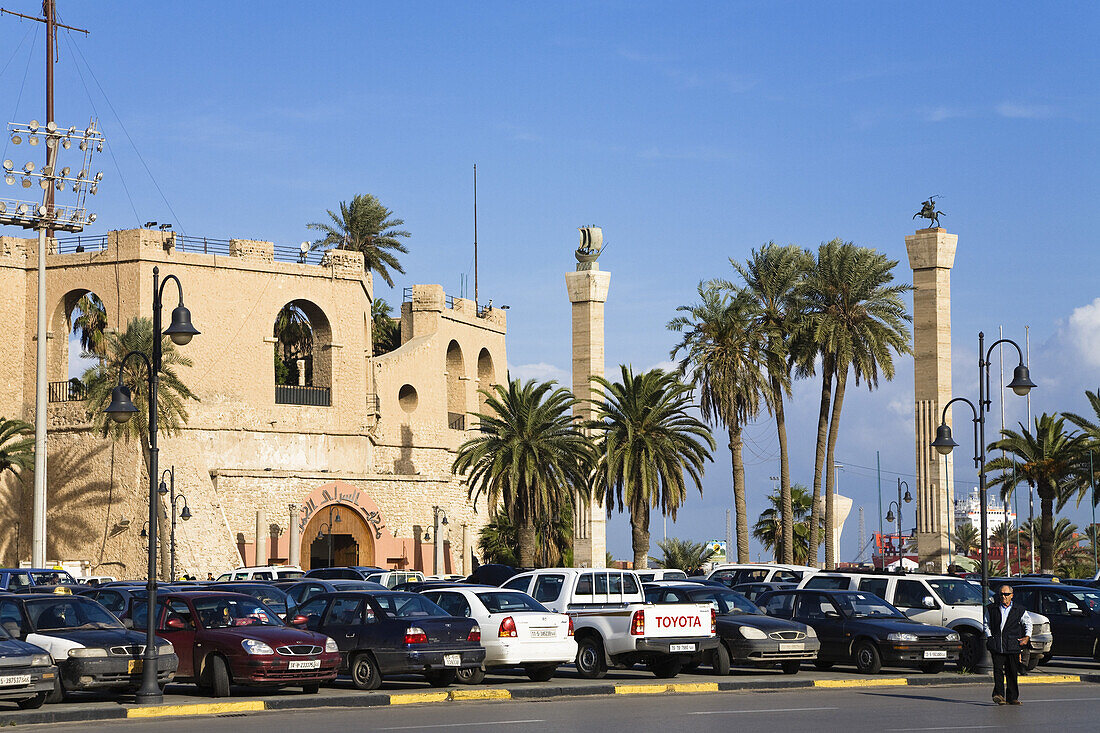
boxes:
[296,359,306,387]
[566,234,610,569]
[255,509,267,566]
[905,227,957,572]
[288,504,300,568]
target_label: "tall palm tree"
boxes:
[273,301,313,386]
[307,193,410,288]
[0,418,34,479]
[592,367,715,569]
[952,522,980,557]
[453,379,591,567]
[650,538,717,574]
[753,483,818,564]
[986,414,1090,573]
[668,283,767,562]
[1065,388,1100,501]
[71,292,108,357]
[802,241,912,569]
[371,298,402,356]
[476,505,574,568]
[728,243,813,563]
[991,521,1018,572]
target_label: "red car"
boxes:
[134,591,340,697]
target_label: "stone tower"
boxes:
[905,226,957,572]
[566,227,609,568]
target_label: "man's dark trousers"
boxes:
[991,650,1019,703]
[987,601,1027,704]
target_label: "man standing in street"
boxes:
[985,585,1031,705]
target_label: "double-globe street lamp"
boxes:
[930,330,1035,672]
[159,467,192,581]
[885,478,913,570]
[104,266,199,704]
[316,505,342,567]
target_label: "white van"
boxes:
[216,565,304,581]
[635,569,689,583]
[707,563,818,586]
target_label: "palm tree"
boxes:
[952,522,980,557]
[476,505,574,568]
[802,241,912,569]
[592,367,715,570]
[273,301,313,386]
[753,483,819,564]
[728,243,813,563]
[668,283,767,562]
[650,538,717,574]
[453,379,591,567]
[991,521,1018,572]
[986,414,1090,573]
[307,193,410,287]
[0,418,34,479]
[71,292,108,357]
[1065,388,1100,503]
[371,298,402,356]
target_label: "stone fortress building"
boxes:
[0,227,506,577]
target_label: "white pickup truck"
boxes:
[503,568,717,678]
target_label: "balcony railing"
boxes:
[448,412,466,431]
[275,385,331,406]
[48,380,86,403]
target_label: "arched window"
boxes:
[49,289,108,403]
[477,348,494,418]
[446,340,465,430]
[273,299,333,406]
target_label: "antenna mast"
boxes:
[473,163,478,306]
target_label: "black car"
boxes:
[212,583,299,622]
[298,591,485,689]
[303,566,385,581]
[731,582,797,604]
[757,589,962,674]
[393,581,464,593]
[644,583,819,674]
[1003,581,1100,662]
[465,564,520,587]
[0,594,178,700]
[285,579,387,608]
[0,623,57,709]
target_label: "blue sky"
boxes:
[3,2,1098,563]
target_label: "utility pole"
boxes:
[876,451,884,567]
[472,164,478,306]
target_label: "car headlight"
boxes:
[30,654,52,666]
[945,632,960,642]
[241,639,274,655]
[324,637,339,653]
[803,626,817,637]
[738,625,768,640]
[886,633,919,642]
[157,642,174,655]
[68,647,107,658]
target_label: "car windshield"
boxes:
[27,598,123,630]
[476,592,548,614]
[696,590,761,615]
[1068,589,1100,612]
[224,587,290,616]
[29,571,76,586]
[374,594,447,618]
[193,597,283,628]
[832,592,903,619]
[927,579,984,606]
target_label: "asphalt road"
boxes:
[41,682,1100,733]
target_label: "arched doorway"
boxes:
[300,503,376,570]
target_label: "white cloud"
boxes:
[995,102,1059,119]
[923,106,967,123]
[509,362,569,384]
[1067,297,1100,367]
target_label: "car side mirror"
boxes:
[824,610,840,618]
[291,614,309,628]
[922,596,938,610]
[1069,606,1087,616]
[121,618,133,629]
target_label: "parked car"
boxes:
[424,575,466,582]
[361,571,426,589]
[393,581,464,593]
[420,586,576,682]
[213,583,299,622]
[465,564,521,587]
[707,563,818,587]
[757,589,961,674]
[79,583,190,621]
[731,582,797,604]
[133,591,340,697]
[0,569,78,592]
[1002,581,1100,664]
[0,623,57,709]
[76,576,116,588]
[298,591,485,689]
[644,583,818,674]
[0,593,177,700]
[285,579,387,608]
[303,566,384,581]
[215,565,304,582]
[635,569,689,584]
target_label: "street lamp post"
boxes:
[159,467,192,581]
[104,266,198,705]
[930,331,1035,673]
[315,506,342,567]
[885,478,912,571]
[429,506,448,575]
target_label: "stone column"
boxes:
[288,504,300,568]
[566,252,610,569]
[905,227,957,572]
[255,509,267,566]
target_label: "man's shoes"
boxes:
[1009,700,1022,705]
[993,695,1007,705]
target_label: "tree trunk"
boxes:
[517,517,537,568]
[771,375,793,565]
[632,508,651,570]
[808,354,834,569]
[824,366,848,570]
[729,424,749,562]
[1039,484,1055,574]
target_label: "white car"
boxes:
[216,565,304,581]
[708,563,819,586]
[421,586,576,683]
[635,569,689,583]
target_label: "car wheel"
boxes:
[16,691,47,710]
[575,636,608,679]
[206,655,231,698]
[813,660,834,671]
[456,666,486,685]
[854,641,882,675]
[301,682,320,694]
[957,632,981,672]
[710,643,731,676]
[919,661,945,674]
[351,652,382,691]
[780,661,801,675]
[524,664,557,682]
[44,677,65,705]
[649,657,683,679]
[426,670,457,687]
[1038,652,1054,666]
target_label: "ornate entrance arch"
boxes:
[301,502,377,570]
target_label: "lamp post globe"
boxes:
[931,423,957,456]
[163,304,200,346]
[1008,364,1037,396]
[105,385,137,423]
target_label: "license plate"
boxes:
[288,659,320,670]
[0,675,31,687]
[923,650,947,659]
[779,642,804,651]
[127,660,142,673]
[443,654,461,667]
[669,644,695,653]
[530,629,556,638]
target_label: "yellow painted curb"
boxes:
[614,683,671,695]
[450,689,512,701]
[1019,675,1081,684]
[668,682,719,693]
[126,701,264,719]
[388,692,450,705]
[814,678,908,688]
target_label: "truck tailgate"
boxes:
[643,603,712,637]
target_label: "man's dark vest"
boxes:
[986,602,1027,654]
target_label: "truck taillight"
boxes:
[711,608,716,634]
[498,616,517,638]
[468,624,481,642]
[567,616,574,636]
[404,626,428,644]
[630,609,645,636]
